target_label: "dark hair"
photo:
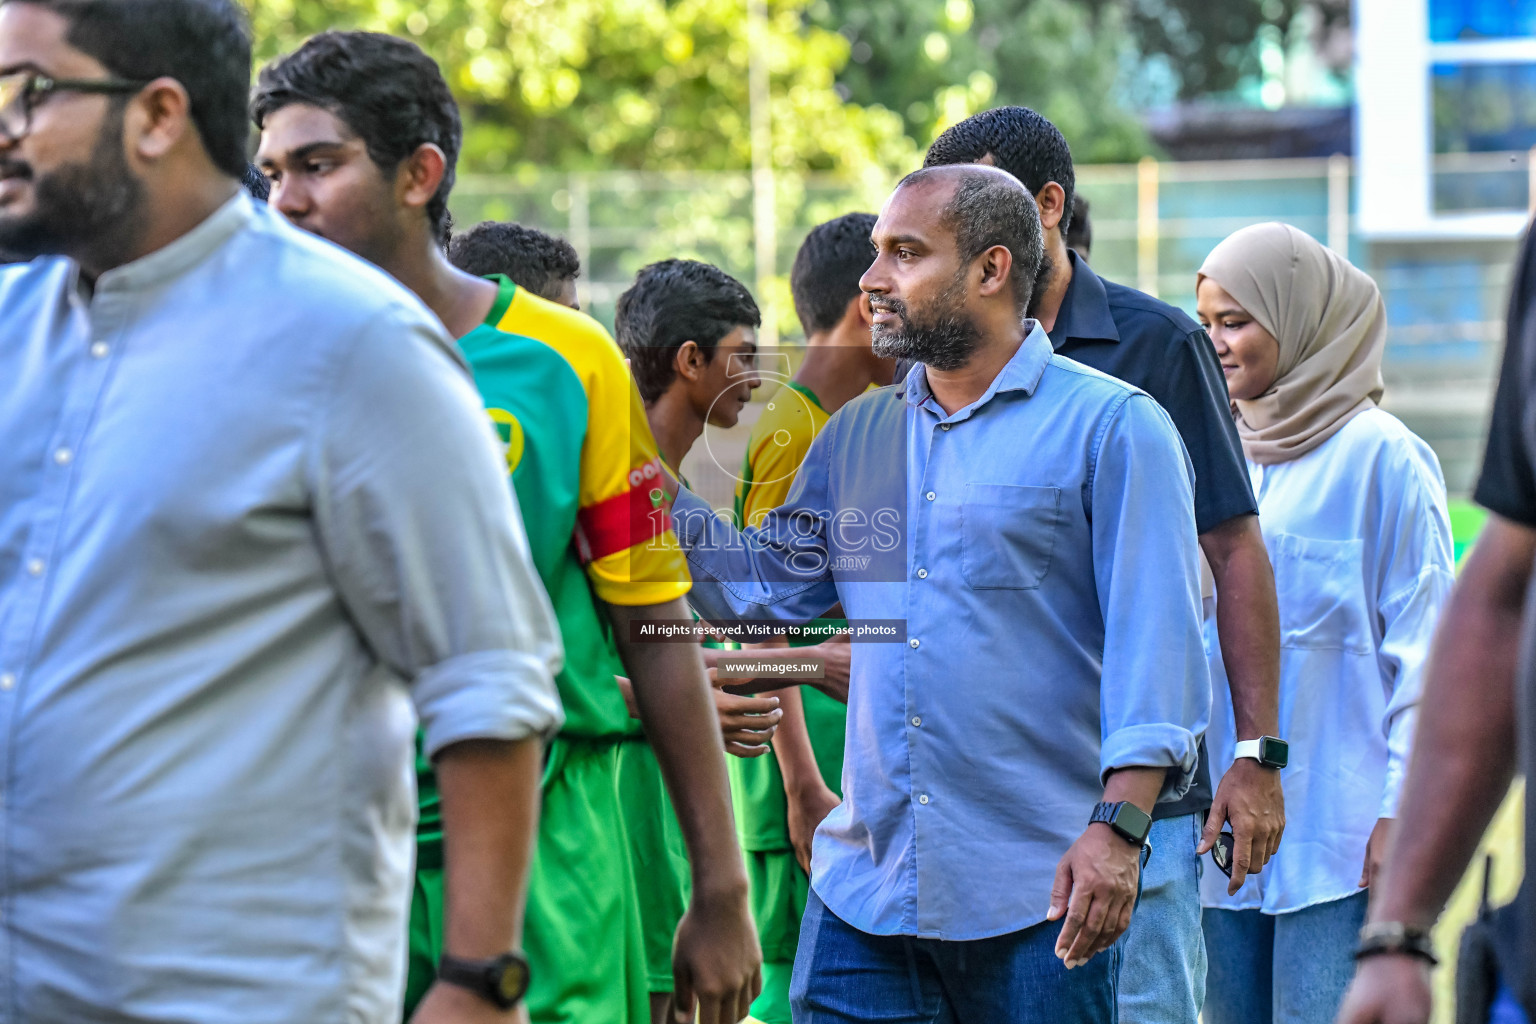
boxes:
[616,259,761,405]
[925,106,1076,236]
[2,0,251,178]
[252,31,460,241]
[1065,193,1091,256]
[447,221,581,303]
[896,165,1044,315]
[791,212,878,336]
[241,162,270,202]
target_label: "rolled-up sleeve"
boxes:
[310,302,564,757]
[1090,393,1210,800]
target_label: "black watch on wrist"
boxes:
[1090,800,1152,846]
[437,951,531,1010]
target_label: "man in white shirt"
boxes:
[0,2,562,1021]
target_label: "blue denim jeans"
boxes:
[1115,812,1206,1024]
[1202,889,1369,1024]
[789,890,1119,1023]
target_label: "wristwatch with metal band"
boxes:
[1090,800,1152,846]
[1233,735,1290,770]
[437,951,531,1010]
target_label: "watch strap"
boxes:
[1089,800,1150,845]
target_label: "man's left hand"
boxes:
[1198,756,1285,895]
[409,981,528,1024]
[1047,823,1142,968]
[671,885,763,1024]
[1359,818,1394,890]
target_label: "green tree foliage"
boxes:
[813,0,1152,162]
[245,0,917,178]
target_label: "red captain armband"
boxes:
[574,457,674,564]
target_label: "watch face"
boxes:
[495,959,529,1004]
[1259,736,1290,768]
[1116,801,1151,843]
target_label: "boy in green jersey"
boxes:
[448,220,583,310]
[615,259,781,1024]
[255,33,760,1024]
[729,214,894,1024]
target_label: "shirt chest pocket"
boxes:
[960,483,1062,590]
[1269,533,1373,655]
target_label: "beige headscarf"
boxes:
[1197,222,1386,465]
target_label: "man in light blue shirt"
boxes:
[0,2,562,1021]
[668,165,1210,1021]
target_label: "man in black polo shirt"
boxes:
[1336,229,1536,1024]
[926,107,1285,1024]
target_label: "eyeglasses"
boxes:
[0,71,149,141]
[1212,830,1236,878]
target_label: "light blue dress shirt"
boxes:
[0,195,564,1022]
[674,323,1210,941]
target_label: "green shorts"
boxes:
[744,847,810,1024]
[615,737,692,993]
[406,736,649,1024]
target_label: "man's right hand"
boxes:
[1334,954,1434,1024]
[786,779,840,873]
[713,688,781,758]
[671,884,763,1024]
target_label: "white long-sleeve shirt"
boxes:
[0,195,564,1022]
[1201,407,1454,914]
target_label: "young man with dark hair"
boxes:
[254,32,760,1024]
[448,219,581,309]
[729,211,892,1024]
[0,3,564,1023]
[666,163,1209,1021]
[927,106,1284,1024]
[613,257,770,1024]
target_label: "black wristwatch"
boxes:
[437,951,531,1010]
[1233,736,1290,770]
[1090,801,1152,846]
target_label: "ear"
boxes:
[672,340,705,382]
[125,77,192,164]
[974,244,1014,301]
[1035,181,1067,235]
[848,291,874,329]
[398,143,448,214]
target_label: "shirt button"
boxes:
[90,342,109,359]
[916,568,928,579]
[911,716,922,727]
[26,559,43,577]
[53,447,73,465]
[925,491,936,501]
[941,423,951,431]
[0,673,13,690]
[918,794,930,805]
[909,638,920,649]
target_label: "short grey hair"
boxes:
[896,164,1044,314]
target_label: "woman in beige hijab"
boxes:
[1194,223,1456,1024]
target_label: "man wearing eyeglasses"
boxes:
[0,3,566,1023]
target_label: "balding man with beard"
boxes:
[661,164,1211,1021]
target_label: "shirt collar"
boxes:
[85,191,255,300]
[1047,249,1120,350]
[901,320,1053,415]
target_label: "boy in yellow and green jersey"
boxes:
[616,259,788,1024]
[255,34,760,1024]
[730,213,896,1024]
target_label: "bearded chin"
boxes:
[869,282,983,372]
[0,108,145,263]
